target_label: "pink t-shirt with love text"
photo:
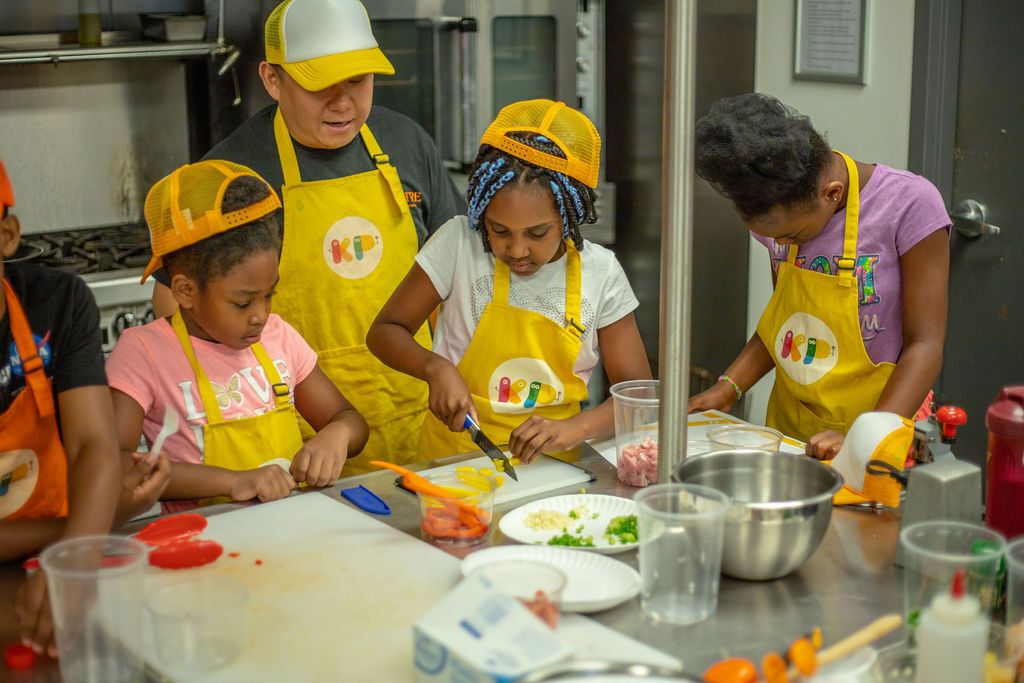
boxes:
[106,314,317,465]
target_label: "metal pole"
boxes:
[657,0,696,483]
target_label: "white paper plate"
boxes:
[499,494,638,555]
[461,545,640,613]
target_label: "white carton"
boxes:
[414,573,573,682]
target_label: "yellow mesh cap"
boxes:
[141,160,281,283]
[479,99,601,189]
[265,0,394,91]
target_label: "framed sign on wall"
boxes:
[793,0,867,84]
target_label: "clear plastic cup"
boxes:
[417,472,495,546]
[611,379,659,487]
[469,561,567,605]
[146,577,250,672]
[1007,537,1024,628]
[39,535,148,683]
[707,424,784,452]
[899,521,1007,629]
[635,483,729,625]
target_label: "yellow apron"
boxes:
[755,152,900,506]
[418,242,590,458]
[171,310,303,474]
[271,108,431,473]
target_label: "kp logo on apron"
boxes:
[772,312,840,385]
[322,217,384,279]
[0,449,40,518]
[488,358,565,413]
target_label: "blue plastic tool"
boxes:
[340,485,391,515]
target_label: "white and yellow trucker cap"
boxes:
[264,0,395,92]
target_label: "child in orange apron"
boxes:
[0,159,169,657]
[368,100,652,464]
[688,94,950,460]
[107,161,368,509]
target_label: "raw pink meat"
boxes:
[617,438,659,487]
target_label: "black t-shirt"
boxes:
[153,104,466,287]
[0,263,107,418]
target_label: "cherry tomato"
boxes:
[702,657,758,683]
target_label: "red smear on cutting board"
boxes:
[133,513,207,547]
[255,559,263,566]
[228,552,240,558]
[149,538,223,570]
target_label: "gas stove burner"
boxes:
[15,225,152,275]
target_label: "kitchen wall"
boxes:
[744,0,917,423]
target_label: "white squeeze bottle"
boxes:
[914,568,988,683]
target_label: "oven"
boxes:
[366,0,615,244]
[10,226,155,354]
[366,1,579,171]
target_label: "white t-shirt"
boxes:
[415,216,639,384]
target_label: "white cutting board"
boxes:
[412,454,594,505]
[134,494,463,682]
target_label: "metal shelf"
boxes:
[0,31,231,65]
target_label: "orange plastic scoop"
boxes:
[369,460,461,498]
[369,460,487,523]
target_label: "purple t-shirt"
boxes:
[753,165,950,364]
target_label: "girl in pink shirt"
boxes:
[107,161,368,509]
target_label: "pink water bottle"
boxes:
[985,386,1024,538]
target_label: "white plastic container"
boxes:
[913,570,988,683]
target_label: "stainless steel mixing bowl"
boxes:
[672,449,843,581]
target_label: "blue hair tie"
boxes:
[469,170,515,231]
[468,158,506,213]
[548,180,571,238]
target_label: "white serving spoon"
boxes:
[145,406,180,467]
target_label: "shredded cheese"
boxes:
[523,509,573,531]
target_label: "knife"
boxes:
[463,414,518,481]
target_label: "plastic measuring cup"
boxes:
[1006,537,1024,629]
[899,521,1007,628]
[417,471,495,546]
[39,535,148,683]
[635,483,729,625]
[706,424,784,452]
[611,379,660,486]
[146,577,250,672]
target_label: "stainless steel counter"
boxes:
[0,444,908,680]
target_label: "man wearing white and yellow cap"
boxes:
[151,0,463,471]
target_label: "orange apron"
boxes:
[418,242,590,457]
[0,279,68,519]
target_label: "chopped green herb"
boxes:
[603,514,638,545]
[568,509,579,520]
[575,524,585,534]
[547,532,595,547]
[591,513,600,520]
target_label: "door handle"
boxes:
[952,199,1001,238]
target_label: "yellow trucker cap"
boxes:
[479,99,601,189]
[141,161,281,283]
[265,0,394,92]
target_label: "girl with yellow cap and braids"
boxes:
[369,100,652,464]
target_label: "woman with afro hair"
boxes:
[689,93,949,460]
